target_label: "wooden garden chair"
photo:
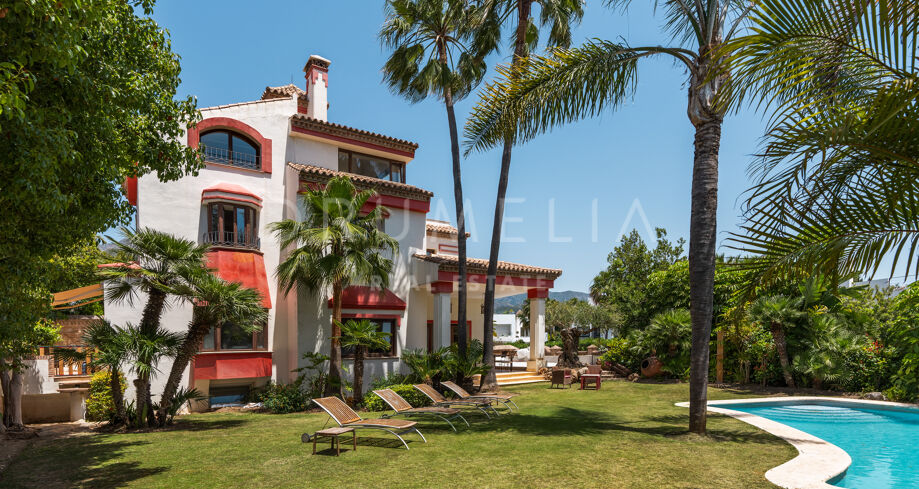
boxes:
[372,389,469,431]
[311,397,426,450]
[413,384,499,418]
[550,368,573,388]
[440,380,518,412]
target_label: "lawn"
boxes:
[2,382,795,488]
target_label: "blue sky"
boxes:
[150,0,771,292]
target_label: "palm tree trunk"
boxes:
[481,0,533,390]
[353,346,365,405]
[140,289,167,334]
[687,117,722,435]
[135,288,167,427]
[770,322,796,388]
[157,315,209,426]
[327,281,344,396]
[109,368,126,425]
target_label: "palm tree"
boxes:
[156,273,268,426]
[380,0,493,356]
[123,323,183,427]
[747,295,805,388]
[337,319,392,405]
[99,227,209,425]
[723,0,919,290]
[82,320,133,425]
[477,0,584,390]
[271,176,397,396]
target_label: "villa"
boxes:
[105,55,563,407]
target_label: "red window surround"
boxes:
[188,117,273,173]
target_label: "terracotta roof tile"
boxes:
[288,162,433,201]
[290,114,418,155]
[261,84,305,100]
[426,221,470,238]
[413,253,563,279]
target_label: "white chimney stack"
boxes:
[303,55,331,121]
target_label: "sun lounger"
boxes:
[372,388,469,431]
[311,396,426,450]
[413,383,499,418]
[440,380,519,412]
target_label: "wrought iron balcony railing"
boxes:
[203,146,260,171]
[202,231,261,250]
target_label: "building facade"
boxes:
[105,55,563,406]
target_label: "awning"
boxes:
[329,285,406,310]
[51,283,105,310]
[206,250,272,308]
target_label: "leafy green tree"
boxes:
[337,319,392,405]
[589,229,685,333]
[99,228,209,427]
[476,0,584,390]
[157,273,268,426]
[0,319,60,431]
[271,176,397,396]
[380,0,493,357]
[0,1,201,407]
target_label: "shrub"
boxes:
[86,370,125,422]
[257,381,310,414]
[369,372,408,390]
[600,336,642,371]
[363,384,432,412]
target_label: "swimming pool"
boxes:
[722,400,919,488]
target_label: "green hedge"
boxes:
[363,384,431,412]
[257,382,310,414]
[86,371,125,422]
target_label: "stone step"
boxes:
[498,377,547,386]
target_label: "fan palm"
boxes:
[122,323,183,427]
[477,0,584,390]
[337,319,392,405]
[156,273,268,426]
[99,227,209,425]
[464,0,760,433]
[380,0,494,356]
[747,295,806,388]
[271,176,397,396]
[82,320,133,425]
[724,0,919,290]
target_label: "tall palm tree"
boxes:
[99,227,209,425]
[477,0,584,390]
[271,176,397,396]
[156,273,268,426]
[464,0,753,433]
[337,319,392,405]
[747,295,805,388]
[724,0,919,290]
[380,0,494,356]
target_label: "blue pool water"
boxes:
[726,402,919,488]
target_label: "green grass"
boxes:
[2,382,795,488]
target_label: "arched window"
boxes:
[205,201,259,249]
[200,130,260,170]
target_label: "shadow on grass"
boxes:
[474,407,784,445]
[0,438,165,489]
[169,417,250,432]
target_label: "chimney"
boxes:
[303,55,331,121]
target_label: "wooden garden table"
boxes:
[580,373,602,390]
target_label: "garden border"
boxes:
[676,397,919,489]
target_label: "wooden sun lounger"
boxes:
[440,381,519,412]
[311,396,426,450]
[372,388,469,431]
[413,384,500,418]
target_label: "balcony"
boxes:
[35,345,97,378]
[204,146,261,171]
[202,231,261,250]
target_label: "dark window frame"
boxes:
[200,319,268,352]
[341,318,397,358]
[205,202,260,249]
[200,129,262,171]
[337,149,406,183]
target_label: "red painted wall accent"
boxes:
[188,117,273,173]
[438,243,458,254]
[206,250,272,308]
[329,285,406,310]
[193,352,272,380]
[201,183,264,207]
[430,281,453,294]
[437,272,554,289]
[290,124,415,159]
[527,288,550,299]
[124,177,138,206]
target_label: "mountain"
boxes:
[494,290,591,313]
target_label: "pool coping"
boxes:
[675,397,919,489]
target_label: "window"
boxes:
[337,149,405,183]
[202,320,268,352]
[200,130,261,170]
[341,318,396,357]
[205,202,259,249]
[426,321,472,352]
